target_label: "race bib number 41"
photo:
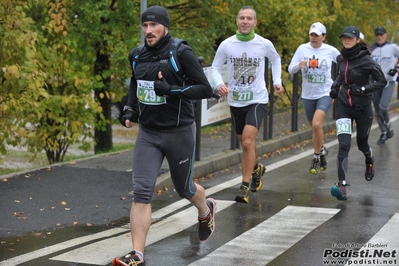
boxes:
[336,118,352,135]
[137,80,166,105]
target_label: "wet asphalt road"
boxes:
[1,114,399,266]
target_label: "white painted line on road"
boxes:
[49,200,235,265]
[0,227,128,266]
[189,205,340,266]
[345,213,399,265]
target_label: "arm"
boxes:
[121,48,140,128]
[288,46,303,74]
[266,40,283,93]
[155,48,216,99]
[211,43,227,89]
[364,61,387,93]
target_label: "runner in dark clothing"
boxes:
[329,26,387,201]
[112,6,217,266]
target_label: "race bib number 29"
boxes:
[336,118,352,135]
[137,80,166,105]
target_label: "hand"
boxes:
[299,60,307,69]
[388,69,397,77]
[120,110,134,128]
[154,71,171,96]
[349,84,362,93]
[218,84,229,96]
[274,84,284,94]
[330,86,339,99]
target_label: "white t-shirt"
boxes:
[371,42,399,81]
[211,34,282,107]
[288,42,340,100]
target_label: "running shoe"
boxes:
[250,163,266,192]
[365,162,375,181]
[331,183,347,201]
[377,133,387,145]
[386,124,394,139]
[320,147,328,171]
[198,198,216,242]
[309,158,320,174]
[235,184,250,203]
[112,251,145,266]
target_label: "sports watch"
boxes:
[123,105,133,113]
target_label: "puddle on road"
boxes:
[0,217,130,261]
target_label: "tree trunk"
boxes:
[94,48,113,154]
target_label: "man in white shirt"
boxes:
[211,6,283,203]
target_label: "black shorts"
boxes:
[230,103,268,135]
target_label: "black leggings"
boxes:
[335,100,373,181]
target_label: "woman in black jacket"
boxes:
[329,26,387,201]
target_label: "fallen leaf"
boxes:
[64,208,70,211]
[61,201,67,205]
[14,200,20,203]
[2,178,7,182]
[14,212,24,217]
[51,206,56,209]
[73,221,78,225]
[46,167,51,171]
[120,197,126,200]
[40,208,45,211]
[56,223,61,226]
[86,223,93,226]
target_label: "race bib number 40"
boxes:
[336,118,352,135]
[137,80,166,105]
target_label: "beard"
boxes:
[146,28,167,47]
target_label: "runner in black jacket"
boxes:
[329,26,387,201]
[113,6,217,266]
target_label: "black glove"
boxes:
[120,110,135,127]
[388,69,397,77]
[154,77,172,96]
[330,86,338,99]
[349,84,362,93]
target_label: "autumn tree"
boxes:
[1,0,398,165]
[0,0,48,163]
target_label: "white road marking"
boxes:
[189,206,340,266]
[49,200,235,265]
[345,213,399,266]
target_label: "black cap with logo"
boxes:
[340,26,360,38]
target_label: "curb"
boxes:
[155,100,399,191]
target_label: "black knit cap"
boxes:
[141,6,170,28]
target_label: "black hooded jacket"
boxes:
[331,44,387,106]
[127,34,214,129]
